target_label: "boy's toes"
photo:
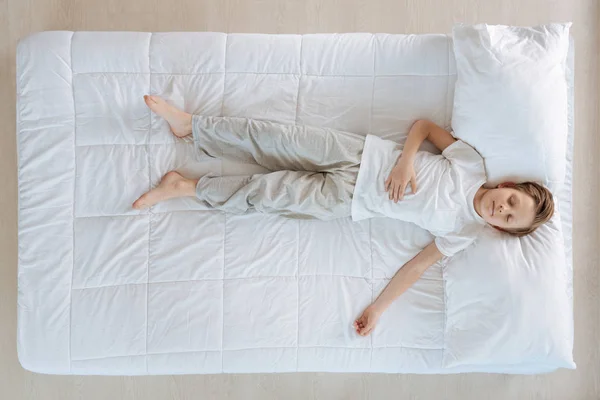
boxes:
[132,198,145,210]
[132,194,150,209]
[143,95,160,111]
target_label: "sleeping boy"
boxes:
[133,95,555,337]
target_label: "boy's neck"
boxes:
[473,186,488,218]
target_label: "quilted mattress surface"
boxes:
[17,31,573,375]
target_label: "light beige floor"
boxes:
[1,1,598,399]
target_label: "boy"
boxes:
[133,95,554,337]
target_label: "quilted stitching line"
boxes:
[71,71,455,78]
[441,35,451,367]
[445,34,453,130]
[368,34,376,135]
[75,142,196,148]
[145,32,153,374]
[221,212,226,372]
[220,35,228,118]
[294,36,303,371]
[368,34,376,372]
[294,36,303,126]
[220,35,229,373]
[68,31,76,373]
[71,274,377,291]
[221,345,389,352]
[368,219,374,371]
[295,220,300,371]
[69,344,444,363]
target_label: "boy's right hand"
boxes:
[385,156,417,202]
[354,304,382,336]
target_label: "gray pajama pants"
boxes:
[192,116,366,220]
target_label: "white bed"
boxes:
[16,31,574,375]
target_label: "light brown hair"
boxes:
[504,182,555,237]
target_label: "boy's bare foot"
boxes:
[144,95,193,138]
[132,171,197,209]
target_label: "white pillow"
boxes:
[443,23,575,370]
[442,217,575,369]
[451,23,571,191]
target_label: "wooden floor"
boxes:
[1,1,598,399]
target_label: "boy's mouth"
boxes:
[491,201,495,216]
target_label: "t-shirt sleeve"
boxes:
[434,224,483,257]
[441,139,485,173]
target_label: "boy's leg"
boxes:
[133,168,358,220]
[144,95,365,173]
[195,168,357,220]
[139,95,362,218]
[192,116,365,173]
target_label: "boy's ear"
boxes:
[497,182,516,189]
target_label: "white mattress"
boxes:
[16,31,574,375]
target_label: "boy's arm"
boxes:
[400,120,457,164]
[386,120,457,202]
[353,241,443,336]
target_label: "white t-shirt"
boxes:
[351,135,487,257]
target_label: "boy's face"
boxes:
[479,186,536,230]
